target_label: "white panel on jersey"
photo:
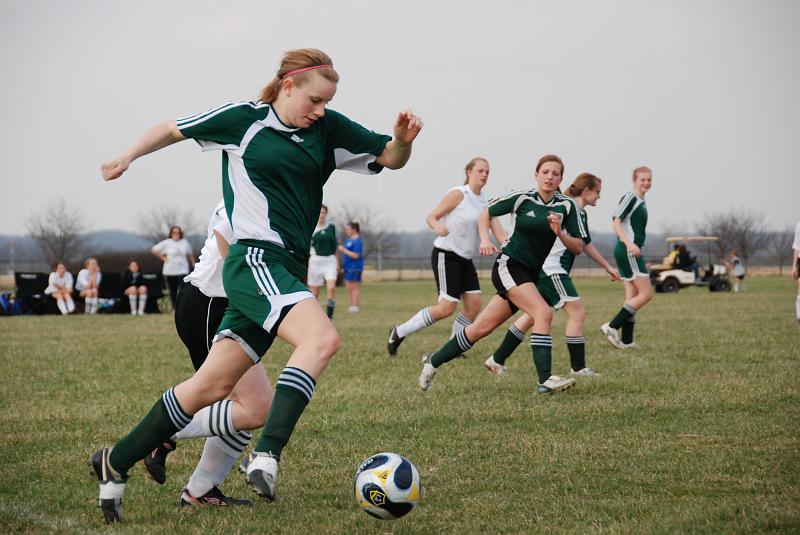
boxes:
[333,147,380,175]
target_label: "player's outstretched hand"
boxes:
[393,109,423,145]
[608,267,622,281]
[101,157,130,181]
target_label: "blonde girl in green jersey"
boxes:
[601,166,653,348]
[418,155,588,395]
[93,48,422,523]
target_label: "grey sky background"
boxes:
[1,0,798,239]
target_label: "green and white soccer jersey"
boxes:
[537,206,590,309]
[488,190,588,271]
[612,191,649,280]
[613,192,648,246]
[310,222,337,257]
[177,101,391,278]
[541,207,591,276]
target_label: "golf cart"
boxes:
[650,236,731,293]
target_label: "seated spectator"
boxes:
[44,262,75,315]
[122,259,148,315]
[677,244,701,283]
[76,257,102,314]
[667,244,680,268]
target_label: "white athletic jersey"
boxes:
[75,269,102,291]
[433,185,488,259]
[184,200,236,298]
[152,238,193,276]
[46,271,73,294]
[794,222,800,252]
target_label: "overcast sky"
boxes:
[1,0,798,240]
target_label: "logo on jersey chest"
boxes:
[290,134,304,143]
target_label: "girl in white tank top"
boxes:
[388,157,507,356]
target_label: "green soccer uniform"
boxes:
[612,191,649,280]
[177,101,391,359]
[310,222,337,257]
[177,101,391,278]
[537,206,591,308]
[488,189,588,272]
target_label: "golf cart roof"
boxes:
[666,236,719,243]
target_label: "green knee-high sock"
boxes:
[326,298,335,319]
[566,336,586,371]
[254,367,316,461]
[609,303,636,329]
[109,387,190,475]
[430,329,474,368]
[530,333,553,384]
[621,316,635,344]
[493,325,525,365]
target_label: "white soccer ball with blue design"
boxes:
[354,452,420,520]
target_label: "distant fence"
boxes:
[1,255,796,288]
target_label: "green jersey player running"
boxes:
[308,204,338,319]
[418,154,588,395]
[600,166,653,348]
[93,48,423,524]
[483,173,620,378]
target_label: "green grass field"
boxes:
[1,277,798,534]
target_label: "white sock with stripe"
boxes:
[186,433,252,498]
[174,400,251,453]
[450,313,472,338]
[397,307,435,338]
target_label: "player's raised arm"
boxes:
[101,120,186,181]
[375,109,423,169]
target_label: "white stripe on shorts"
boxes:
[498,254,516,290]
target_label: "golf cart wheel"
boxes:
[661,277,679,293]
[714,279,732,292]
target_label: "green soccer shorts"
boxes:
[614,241,649,281]
[536,273,580,310]
[213,243,313,362]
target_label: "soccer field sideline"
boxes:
[0,277,798,533]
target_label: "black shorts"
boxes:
[431,247,480,302]
[491,254,540,313]
[174,281,229,371]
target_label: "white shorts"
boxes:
[307,255,338,286]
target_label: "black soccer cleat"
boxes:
[387,325,405,356]
[180,486,252,507]
[91,448,128,524]
[142,439,176,485]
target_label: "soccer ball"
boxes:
[354,452,420,520]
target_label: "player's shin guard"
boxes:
[109,387,191,474]
[493,325,525,365]
[621,316,635,344]
[609,303,636,330]
[326,298,335,319]
[431,329,474,367]
[397,307,435,338]
[254,367,316,461]
[450,313,472,338]
[530,333,553,384]
[566,336,586,371]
